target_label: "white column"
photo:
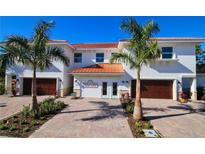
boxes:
[16,77,20,95]
[173,79,178,101]
[5,74,12,95]
[191,78,197,101]
[57,78,64,97]
[177,78,183,100]
[19,77,23,95]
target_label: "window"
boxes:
[74,53,82,63]
[161,47,173,59]
[112,82,118,96]
[96,53,104,62]
[102,82,107,95]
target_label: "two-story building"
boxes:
[4,37,205,101]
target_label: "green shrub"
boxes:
[143,121,153,129]
[135,121,144,136]
[23,127,30,133]
[125,102,134,114]
[136,127,144,135]
[21,98,66,119]
[21,120,28,125]
[197,87,205,100]
[122,103,127,109]
[36,98,66,117]
[31,120,39,126]
[9,124,17,131]
[0,83,5,95]
[0,123,8,130]
[22,105,32,117]
[135,121,143,128]
[40,116,46,120]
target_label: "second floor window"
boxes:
[161,47,173,59]
[74,53,82,63]
[96,53,104,62]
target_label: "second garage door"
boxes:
[131,80,173,99]
[23,78,56,95]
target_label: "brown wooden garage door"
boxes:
[23,78,56,95]
[131,80,173,99]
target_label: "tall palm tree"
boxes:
[0,20,69,111]
[110,17,160,120]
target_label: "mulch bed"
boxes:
[121,101,155,138]
[127,114,153,138]
[0,106,67,138]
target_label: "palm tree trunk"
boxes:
[133,69,143,120]
[31,66,38,111]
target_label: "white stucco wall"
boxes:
[123,42,197,81]
[73,74,129,98]
[72,49,118,69]
[5,43,74,96]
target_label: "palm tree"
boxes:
[110,17,160,120]
[0,20,69,111]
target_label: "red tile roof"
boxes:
[71,43,118,49]
[150,37,205,41]
[120,37,205,42]
[67,63,124,74]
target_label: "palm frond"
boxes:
[121,17,142,39]
[109,52,137,68]
[143,20,160,39]
[0,45,20,67]
[111,17,160,71]
[46,46,70,66]
[33,20,55,53]
[6,35,30,49]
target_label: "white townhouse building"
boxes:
[4,38,205,100]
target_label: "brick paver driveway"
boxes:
[142,99,205,137]
[30,97,133,138]
[0,95,49,120]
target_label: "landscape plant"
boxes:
[110,17,160,120]
[0,20,69,111]
[0,98,67,137]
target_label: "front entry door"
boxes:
[101,82,118,98]
[102,82,108,98]
[111,82,118,98]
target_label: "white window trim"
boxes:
[96,53,104,63]
[74,53,82,63]
[159,47,177,60]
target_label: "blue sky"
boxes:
[1,16,205,48]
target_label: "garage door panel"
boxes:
[131,80,173,99]
[23,78,56,95]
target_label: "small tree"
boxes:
[110,17,160,120]
[195,44,203,54]
[0,20,69,111]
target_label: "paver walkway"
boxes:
[142,99,205,137]
[0,95,50,120]
[30,97,133,138]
